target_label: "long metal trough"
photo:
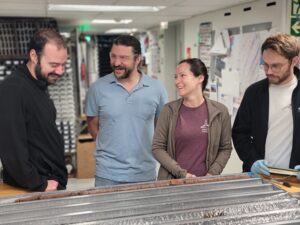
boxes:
[0,174,299,224]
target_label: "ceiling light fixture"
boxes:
[160,21,168,30]
[105,28,138,34]
[48,4,166,12]
[92,19,132,24]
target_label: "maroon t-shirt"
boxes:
[175,102,209,176]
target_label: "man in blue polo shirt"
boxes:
[85,35,168,186]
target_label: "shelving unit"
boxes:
[48,55,77,176]
[0,17,57,58]
[97,35,118,77]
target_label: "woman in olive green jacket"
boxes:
[152,58,232,180]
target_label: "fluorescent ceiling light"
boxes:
[160,21,168,30]
[92,19,132,24]
[48,4,166,12]
[105,28,138,34]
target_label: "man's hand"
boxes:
[45,180,58,192]
[251,160,270,176]
[294,165,300,179]
[87,116,99,141]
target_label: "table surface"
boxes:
[1,174,300,198]
[0,182,30,196]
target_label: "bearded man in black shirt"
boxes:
[0,29,68,191]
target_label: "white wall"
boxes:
[162,22,184,101]
[147,22,184,101]
[183,0,288,59]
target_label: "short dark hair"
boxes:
[112,35,141,55]
[178,58,209,90]
[261,33,300,61]
[28,29,67,57]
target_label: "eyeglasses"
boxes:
[262,61,291,73]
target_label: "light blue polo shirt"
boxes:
[85,73,168,182]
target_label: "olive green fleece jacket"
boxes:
[152,98,232,180]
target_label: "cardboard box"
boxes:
[76,135,96,178]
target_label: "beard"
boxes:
[267,65,293,85]
[112,65,134,79]
[35,61,60,86]
[35,62,49,85]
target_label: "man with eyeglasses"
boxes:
[232,33,300,178]
[85,35,168,186]
[0,29,68,191]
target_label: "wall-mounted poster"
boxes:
[198,22,212,67]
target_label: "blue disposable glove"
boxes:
[250,160,270,176]
[245,172,258,177]
[294,165,300,179]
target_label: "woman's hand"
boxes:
[186,173,196,178]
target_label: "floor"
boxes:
[67,178,95,191]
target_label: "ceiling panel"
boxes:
[114,0,182,6]
[0,3,46,16]
[158,6,213,16]
[92,11,175,18]
[48,0,118,4]
[176,0,256,6]
[0,0,260,34]
[48,11,100,20]
[0,0,46,3]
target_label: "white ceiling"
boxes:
[0,0,257,34]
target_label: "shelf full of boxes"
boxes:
[0,17,78,178]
